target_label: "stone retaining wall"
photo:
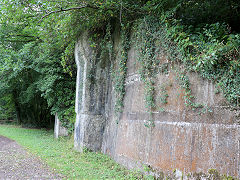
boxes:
[74,31,240,178]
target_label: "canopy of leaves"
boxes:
[0,0,239,128]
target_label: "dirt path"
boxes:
[0,135,62,180]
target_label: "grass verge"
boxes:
[0,125,146,179]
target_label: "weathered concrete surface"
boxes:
[54,113,68,138]
[74,30,240,178]
[74,32,108,152]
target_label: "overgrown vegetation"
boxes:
[132,10,239,125]
[0,0,239,129]
[113,24,131,115]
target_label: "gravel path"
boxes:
[0,135,63,180]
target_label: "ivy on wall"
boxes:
[113,24,131,114]
[132,15,239,126]
[0,0,239,129]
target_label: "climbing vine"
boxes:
[134,17,162,127]
[1,0,239,130]
[164,18,240,108]
[158,83,169,106]
[133,16,236,127]
[104,14,239,128]
[175,70,212,114]
[112,24,131,114]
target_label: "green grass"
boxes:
[0,125,147,179]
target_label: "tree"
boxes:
[0,0,239,128]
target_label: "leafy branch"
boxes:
[39,4,99,22]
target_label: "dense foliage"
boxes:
[0,0,78,128]
[0,0,239,128]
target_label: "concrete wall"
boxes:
[74,32,109,152]
[54,113,68,138]
[74,31,240,178]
